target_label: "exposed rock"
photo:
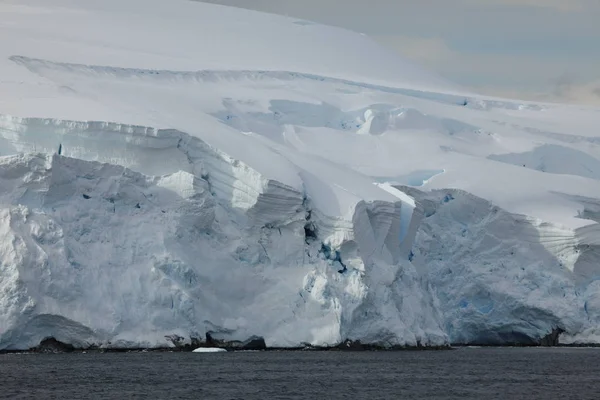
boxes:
[32,337,75,353]
[240,336,267,351]
[204,332,267,351]
[540,328,565,347]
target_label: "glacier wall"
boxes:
[0,116,443,350]
[402,186,600,345]
[2,114,600,347]
[1,115,599,348]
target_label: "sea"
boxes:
[1,347,599,399]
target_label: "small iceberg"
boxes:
[192,347,227,353]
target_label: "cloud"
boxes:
[470,80,600,105]
[550,74,600,104]
[373,35,600,104]
[459,0,585,11]
[374,36,454,64]
[373,35,587,80]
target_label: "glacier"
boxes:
[0,0,600,350]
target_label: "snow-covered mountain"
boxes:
[1,0,599,350]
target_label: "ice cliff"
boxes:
[0,147,439,349]
[0,0,599,349]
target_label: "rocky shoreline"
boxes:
[0,337,453,354]
[2,328,593,354]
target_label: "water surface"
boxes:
[1,348,599,399]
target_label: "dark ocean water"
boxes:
[1,347,599,399]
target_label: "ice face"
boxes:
[0,149,440,350]
[0,0,599,349]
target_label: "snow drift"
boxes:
[0,0,599,349]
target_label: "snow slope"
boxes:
[0,0,600,349]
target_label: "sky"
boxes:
[198,0,600,104]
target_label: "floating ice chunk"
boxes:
[192,347,227,353]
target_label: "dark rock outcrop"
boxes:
[540,328,565,347]
[33,337,76,353]
[240,336,267,350]
[204,332,267,350]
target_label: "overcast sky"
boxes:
[199,0,600,104]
